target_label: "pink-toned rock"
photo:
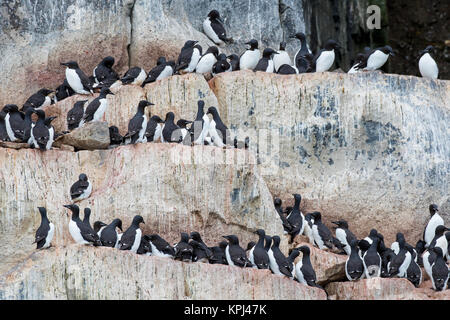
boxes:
[325,278,450,300]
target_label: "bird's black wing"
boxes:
[95,65,119,84]
[253,59,267,72]
[24,93,45,109]
[70,180,86,198]
[215,120,230,145]
[121,67,142,84]
[354,49,375,70]
[142,64,166,86]
[177,47,194,70]
[317,224,333,248]
[75,69,93,92]
[67,101,86,130]
[34,223,50,244]
[118,229,135,250]
[100,228,118,247]
[82,98,100,122]
[124,115,144,139]
[210,20,229,42]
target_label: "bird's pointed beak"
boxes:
[60,62,68,66]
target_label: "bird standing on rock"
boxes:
[67,100,88,131]
[2,104,25,142]
[253,48,278,73]
[61,61,93,95]
[124,100,154,144]
[314,39,340,72]
[118,215,145,253]
[345,240,365,281]
[248,229,270,269]
[418,46,438,79]
[79,87,114,126]
[332,219,357,255]
[31,109,55,151]
[223,235,252,267]
[23,89,53,110]
[196,46,219,74]
[141,57,175,87]
[99,218,123,248]
[295,246,321,288]
[176,40,202,74]
[174,232,194,262]
[207,106,230,147]
[239,39,260,70]
[64,204,101,246]
[34,207,54,250]
[203,10,233,46]
[161,112,182,143]
[145,115,164,143]
[92,56,119,88]
[424,204,444,248]
[355,45,394,71]
[268,235,292,277]
[70,173,92,202]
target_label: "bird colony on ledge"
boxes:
[4,9,447,294]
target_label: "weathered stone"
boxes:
[0,141,30,150]
[59,121,110,150]
[0,0,134,107]
[0,144,285,275]
[325,278,450,300]
[0,245,326,300]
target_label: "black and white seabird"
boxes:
[209,241,228,265]
[290,32,310,69]
[405,244,422,288]
[2,104,25,142]
[119,66,147,86]
[274,198,291,234]
[207,106,230,147]
[223,235,252,267]
[267,235,292,277]
[347,53,365,74]
[430,247,449,291]
[141,57,176,87]
[79,87,114,126]
[332,219,357,255]
[239,39,260,70]
[388,233,412,278]
[145,115,164,143]
[273,42,291,72]
[147,234,175,258]
[30,109,54,150]
[380,248,396,278]
[191,100,210,145]
[0,110,9,141]
[81,208,102,246]
[176,40,202,74]
[227,54,240,71]
[54,79,75,103]
[196,46,219,74]
[314,40,340,72]
[124,100,154,144]
[99,218,123,247]
[295,246,320,287]
[108,126,123,146]
[161,112,182,143]
[286,194,305,242]
[33,207,55,249]
[248,229,270,269]
[423,204,444,248]
[418,46,438,79]
[253,48,278,73]
[174,232,194,262]
[355,45,394,71]
[190,232,213,262]
[212,53,232,76]
[67,100,88,131]
[311,211,333,250]
[345,240,365,281]
[92,56,119,88]
[61,61,93,94]
[362,236,382,278]
[70,173,92,202]
[64,204,100,246]
[23,89,53,110]
[202,10,233,46]
[118,215,145,253]
[176,119,193,145]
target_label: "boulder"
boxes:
[0,143,285,275]
[58,121,110,150]
[0,245,327,300]
[325,278,450,300]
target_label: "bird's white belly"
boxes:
[273,51,291,72]
[156,66,174,81]
[267,249,281,275]
[365,51,389,70]
[130,229,142,253]
[225,245,234,266]
[419,53,438,79]
[425,214,444,246]
[266,60,275,73]
[312,225,325,249]
[93,98,108,121]
[240,50,260,70]
[186,48,201,73]
[46,127,54,150]
[336,228,350,255]
[43,223,55,249]
[4,113,18,141]
[315,50,335,72]
[133,69,147,85]
[196,54,217,73]
[66,68,89,94]
[69,220,89,244]
[295,261,306,284]
[137,115,148,143]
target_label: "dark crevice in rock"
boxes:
[126,0,137,69]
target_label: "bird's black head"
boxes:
[218,240,228,249]
[274,198,282,207]
[34,109,46,120]
[165,112,175,122]
[420,45,434,56]
[264,235,272,247]
[132,215,145,225]
[138,100,154,109]
[184,40,198,48]
[207,46,220,57]
[381,45,395,56]
[206,106,219,116]
[61,61,79,69]
[197,99,205,111]
[190,231,202,242]
[2,104,19,113]
[150,115,164,123]
[369,229,378,237]
[245,39,259,50]
[332,219,348,229]
[217,53,227,61]
[246,241,256,251]
[38,207,47,217]
[415,239,426,253]
[93,221,107,233]
[262,48,278,58]
[110,218,123,231]
[37,88,53,96]
[101,56,115,68]
[78,173,88,182]
[109,125,119,134]
[176,119,192,128]
[395,232,405,245]
[292,193,301,202]
[354,53,365,63]
[299,245,310,255]
[271,235,280,247]
[324,40,340,50]
[254,229,265,237]
[227,54,238,61]
[429,204,439,216]
[83,207,91,219]
[432,246,444,257]
[434,225,450,237]
[311,211,321,221]
[290,32,306,41]
[208,9,221,21]
[156,56,167,65]
[100,87,114,96]
[180,232,190,242]
[279,42,286,51]
[223,234,239,245]
[63,204,79,214]
[167,60,176,68]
